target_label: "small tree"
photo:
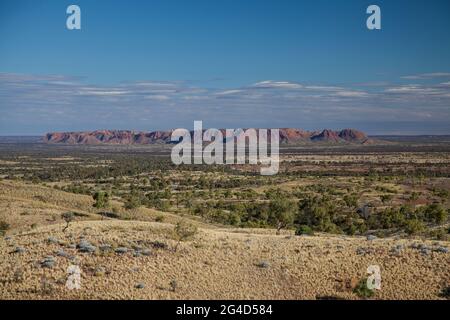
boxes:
[268,196,296,234]
[405,218,425,235]
[423,204,447,224]
[173,220,198,251]
[93,191,110,209]
[124,190,144,210]
[61,212,75,232]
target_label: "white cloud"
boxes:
[144,95,170,101]
[334,90,369,98]
[215,89,244,96]
[1,72,450,135]
[401,72,450,80]
[79,90,131,96]
[253,80,303,89]
[385,85,441,95]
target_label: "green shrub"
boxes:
[404,219,425,235]
[268,195,296,234]
[439,286,450,299]
[93,191,110,209]
[173,220,198,251]
[124,194,142,209]
[353,278,374,299]
[424,204,447,224]
[343,194,359,208]
[0,220,10,236]
[295,225,314,236]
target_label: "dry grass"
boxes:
[0,180,448,300]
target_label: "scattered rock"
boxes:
[41,256,56,269]
[115,247,128,254]
[434,246,448,254]
[390,244,404,256]
[11,246,26,254]
[99,244,113,252]
[132,245,143,251]
[135,283,145,289]
[77,240,97,253]
[256,261,270,268]
[55,249,70,258]
[133,251,142,257]
[151,241,168,250]
[47,237,58,244]
[140,249,152,256]
[418,243,429,250]
[99,211,120,219]
[94,266,106,277]
[356,247,367,255]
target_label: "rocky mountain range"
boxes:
[43,128,373,145]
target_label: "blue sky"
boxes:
[1,0,450,135]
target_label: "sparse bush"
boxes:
[424,204,447,224]
[173,220,198,251]
[40,277,55,295]
[0,220,10,236]
[380,194,393,204]
[155,215,165,222]
[61,212,75,232]
[353,278,374,299]
[124,191,143,210]
[343,194,358,208]
[93,191,110,209]
[404,219,425,235]
[295,225,314,236]
[151,241,168,250]
[439,286,450,299]
[13,268,24,283]
[169,279,178,292]
[409,191,420,202]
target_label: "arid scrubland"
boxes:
[0,140,449,299]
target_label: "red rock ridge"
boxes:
[44,128,373,145]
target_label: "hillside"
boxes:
[0,180,448,300]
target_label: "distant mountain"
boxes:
[44,128,375,145]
